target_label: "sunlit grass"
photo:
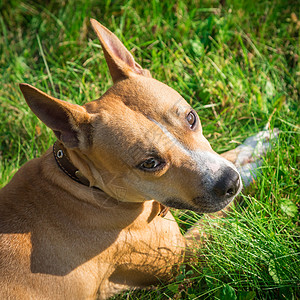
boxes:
[0,0,299,299]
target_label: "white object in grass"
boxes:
[236,129,279,187]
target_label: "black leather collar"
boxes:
[53,141,90,187]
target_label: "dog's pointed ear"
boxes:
[19,83,90,149]
[90,19,151,83]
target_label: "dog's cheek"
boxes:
[119,174,156,201]
[126,177,179,203]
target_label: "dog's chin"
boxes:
[163,196,234,214]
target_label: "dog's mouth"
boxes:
[163,168,242,213]
[163,177,242,214]
[163,196,235,214]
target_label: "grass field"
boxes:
[0,0,299,299]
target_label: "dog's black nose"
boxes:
[213,167,240,198]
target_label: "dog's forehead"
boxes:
[85,76,190,116]
[118,76,184,108]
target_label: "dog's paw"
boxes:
[235,129,279,187]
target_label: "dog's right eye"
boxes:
[138,158,164,171]
[186,110,197,130]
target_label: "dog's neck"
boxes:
[52,142,169,217]
[40,148,160,225]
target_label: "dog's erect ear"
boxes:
[90,19,151,83]
[19,83,90,148]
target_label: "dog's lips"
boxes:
[163,195,233,214]
[163,180,242,214]
[192,195,234,213]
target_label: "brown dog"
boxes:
[0,19,242,299]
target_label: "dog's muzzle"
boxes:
[164,164,242,214]
[190,166,242,213]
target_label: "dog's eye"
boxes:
[139,158,163,171]
[186,111,197,129]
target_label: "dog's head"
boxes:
[20,19,242,213]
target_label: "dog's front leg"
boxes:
[98,208,186,298]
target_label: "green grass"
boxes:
[0,0,299,299]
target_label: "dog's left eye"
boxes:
[186,110,197,129]
[139,158,163,171]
